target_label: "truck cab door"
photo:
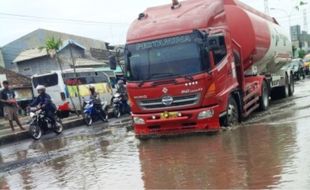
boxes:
[208,35,236,96]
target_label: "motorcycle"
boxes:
[83,99,109,126]
[28,108,63,140]
[112,93,130,118]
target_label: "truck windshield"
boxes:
[125,34,208,81]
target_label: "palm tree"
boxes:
[41,37,80,116]
[41,37,63,71]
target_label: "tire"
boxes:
[271,75,290,100]
[114,108,121,118]
[84,114,92,126]
[29,124,42,140]
[53,119,63,134]
[259,80,269,111]
[221,96,240,127]
[289,74,295,96]
[297,74,300,80]
[99,110,108,122]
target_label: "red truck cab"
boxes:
[116,0,292,138]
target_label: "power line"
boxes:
[0,12,129,25]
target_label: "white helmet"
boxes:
[36,85,46,91]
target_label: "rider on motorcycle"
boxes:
[116,79,129,112]
[89,85,104,113]
[30,85,57,125]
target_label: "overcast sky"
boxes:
[0,0,307,46]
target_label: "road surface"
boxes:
[1,79,310,189]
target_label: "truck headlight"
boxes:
[133,117,145,125]
[198,109,214,120]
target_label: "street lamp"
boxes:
[270,8,292,28]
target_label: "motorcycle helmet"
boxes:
[117,80,124,85]
[36,85,46,94]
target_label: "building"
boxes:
[290,25,301,43]
[290,25,310,57]
[0,49,4,67]
[1,28,109,71]
[13,40,87,76]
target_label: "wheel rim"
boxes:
[31,125,41,139]
[227,103,238,125]
[85,115,92,126]
[285,82,289,96]
[55,122,63,133]
[114,110,120,118]
[290,77,294,94]
[263,85,269,108]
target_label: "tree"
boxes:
[41,37,80,116]
[298,49,306,59]
[41,37,63,71]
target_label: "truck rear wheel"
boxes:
[271,75,289,100]
[259,80,269,111]
[289,74,294,96]
[220,96,239,127]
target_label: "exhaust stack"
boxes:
[171,0,181,9]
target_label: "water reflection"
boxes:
[138,124,297,189]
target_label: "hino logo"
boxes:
[162,96,174,106]
[162,87,168,94]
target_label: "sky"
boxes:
[0,0,308,46]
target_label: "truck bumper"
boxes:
[132,105,221,138]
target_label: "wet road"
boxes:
[1,79,310,189]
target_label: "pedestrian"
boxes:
[0,81,25,132]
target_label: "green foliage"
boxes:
[44,37,62,52]
[298,49,306,59]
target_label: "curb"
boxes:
[0,118,84,146]
[0,117,132,146]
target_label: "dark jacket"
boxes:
[30,93,56,112]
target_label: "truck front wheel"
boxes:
[221,96,240,127]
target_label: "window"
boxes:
[212,36,227,65]
[32,73,58,88]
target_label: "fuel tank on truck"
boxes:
[224,0,292,74]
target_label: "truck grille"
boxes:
[138,94,200,110]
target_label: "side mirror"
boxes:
[109,55,117,70]
[207,36,224,51]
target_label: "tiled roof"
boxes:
[0,67,31,88]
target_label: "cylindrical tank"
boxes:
[224,0,292,74]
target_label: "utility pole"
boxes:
[69,40,82,116]
[264,0,270,15]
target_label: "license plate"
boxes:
[160,111,178,119]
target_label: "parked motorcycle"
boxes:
[83,99,109,126]
[112,93,130,118]
[28,108,63,140]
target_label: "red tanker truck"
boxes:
[111,0,293,138]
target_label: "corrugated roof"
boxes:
[74,58,107,67]
[13,39,86,63]
[13,48,48,63]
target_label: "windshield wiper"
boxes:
[183,75,194,81]
[151,73,176,78]
[138,80,146,87]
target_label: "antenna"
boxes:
[264,0,270,15]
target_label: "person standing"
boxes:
[0,81,25,132]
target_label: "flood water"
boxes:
[1,79,310,189]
